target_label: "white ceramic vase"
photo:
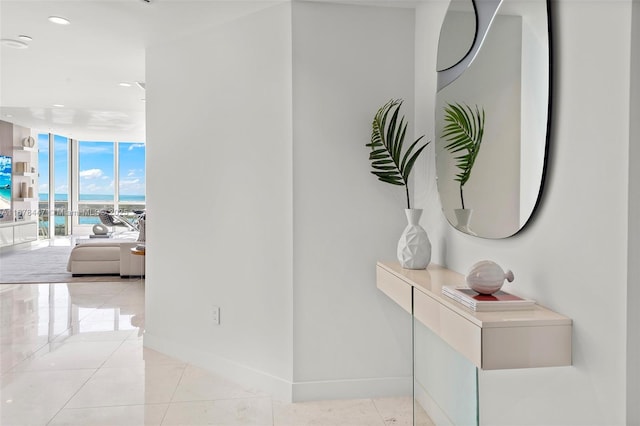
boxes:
[397,208,431,270]
[454,208,477,236]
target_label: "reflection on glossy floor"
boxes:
[0,281,417,425]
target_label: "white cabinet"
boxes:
[14,221,37,244]
[0,222,37,247]
[0,226,12,247]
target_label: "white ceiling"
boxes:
[1,0,419,142]
[0,0,283,142]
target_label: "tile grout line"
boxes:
[271,396,275,426]
[370,398,390,426]
[44,298,138,426]
[159,362,189,425]
[1,279,136,378]
[44,366,101,426]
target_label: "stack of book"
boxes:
[442,286,535,311]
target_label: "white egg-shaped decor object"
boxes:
[466,260,514,295]
[92,224,108,235]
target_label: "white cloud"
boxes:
[80,168,103,179]
[128,143,145,151]
[80,179,114,195]
[126,168,144,179]
[119,178,145,195]
[79,144,113,154]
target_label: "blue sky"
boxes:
[38,134,145,198]
[117,142,146,196]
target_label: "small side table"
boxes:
[128,245,146,278]
[131,245,146,256]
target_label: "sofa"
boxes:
[67,232,145,277]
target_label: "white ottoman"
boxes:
[67,239,144,277]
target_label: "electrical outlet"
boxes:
[212,305,220,325]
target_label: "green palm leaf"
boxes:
[366,99,429,209]
[441,102,485,209]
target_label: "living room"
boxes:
[0,124,147,283]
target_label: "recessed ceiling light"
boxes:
[17,35,32,41]
[4,114,13,118]
[48,16,70,25]
[119,82,132,87]
[53,104,64,108]
[1,39,28,49]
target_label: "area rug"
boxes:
[0,246,139,284]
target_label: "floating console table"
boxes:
[377,261,572,370]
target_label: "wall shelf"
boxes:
[376,261,572,370]
[0,123,39,247]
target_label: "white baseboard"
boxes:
[414,381,453,426]
[143,332,293,402]
[291,376,412,402]
[144,332,411,403]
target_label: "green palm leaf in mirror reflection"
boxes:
[442,102,485,209]
[366,99,429,209]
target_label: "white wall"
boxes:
[291,2,414,400]
[627,0,640,422]
[145,0,416,402]
[145,0,638,420]
[145,3,295,399]
[416,0,633,424]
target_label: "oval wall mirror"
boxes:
[435,0,551,239]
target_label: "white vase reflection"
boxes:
[454,208,477,236]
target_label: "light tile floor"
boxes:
[0,280,424,426]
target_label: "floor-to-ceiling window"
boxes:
[37,134,50,238]
[77,141,115,225]
[53,135,70,236]
[117,142,146,214]
[76,141,146,228]
[37,135,145,237]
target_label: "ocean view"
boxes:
[1,193,144,226]
[37,194,145,226]
[39,194,145,202]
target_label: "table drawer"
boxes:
[376,265,412,314]
[414,287,482,367]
